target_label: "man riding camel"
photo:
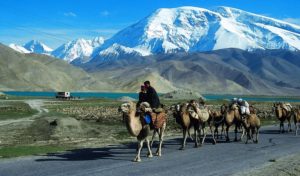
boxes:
[144,80,160,109]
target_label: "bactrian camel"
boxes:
[188,100,216,147]
[273,102,292,133]
[224,103,244,142]
[242,112,261,144]
[172,103,194,150]
[208,104,226,139]
[293,106,300,136]
[120,101,166,162]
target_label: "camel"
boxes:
[273,102,292,133]
[292,106,300,136]
[171,103,194,150]
[188,100,216,147]
[208,104,226,139]
[119,101,166,162]
[242,113,261,144]
[172,104,193,139]
[224,103,244,142]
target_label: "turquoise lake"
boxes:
[3,91,300,102]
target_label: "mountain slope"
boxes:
[88,48,300,95]
[0,43,111,91]
[9,44,30,53]
[91,6,300,63]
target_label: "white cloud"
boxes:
[282,18,300,26]
[100,10,110,17]
[64,12,77,17]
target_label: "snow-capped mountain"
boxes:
[91,6,300,62]
[9,44,30,53]
[52,37,104,63]
[23,40,53,54]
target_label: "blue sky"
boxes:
[0,0,299,48]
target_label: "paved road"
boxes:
[0,125,299,176]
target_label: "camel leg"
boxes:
[220,123,224,139]
[194,126,199,148]
[134,139,144,162]
[296,122,299,136]
[180,129,188,150]
[240,125,245,142]
[214,126,218,139]
[156,125,165,156]
[146,138,153,158]
[254,128,259,143]
[210,125,216,145]
[150,129,157,147]
[234,124,238,142]
[245,128,249,144]
[188,129,193,140]
[201,125,210,145]
[288,120,292,132]
[226,125,230,142]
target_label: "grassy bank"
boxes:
[0,101,38,120]
[0,145,72,158]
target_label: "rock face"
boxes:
[161,90,203,100]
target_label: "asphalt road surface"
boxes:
[1,124,300,176]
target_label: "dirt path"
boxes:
[0,99,48,126]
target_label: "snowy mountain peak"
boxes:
[52,36,104,63]
[23,40,53,54]
[91,6,300,63]
[9,44,30,53]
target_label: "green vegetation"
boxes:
[0,145,72,158]
[0,101,37,120]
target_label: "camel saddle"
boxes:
[150,112,167,129]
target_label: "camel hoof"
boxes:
[254,140,258,144]
[212,140,217,145]
[155,153,162,157]
[147,154,153,158]
[133,158,141,162]
[179,147,185,150]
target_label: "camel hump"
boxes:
[282,103,292,112]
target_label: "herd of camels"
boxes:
[119,99,300,162]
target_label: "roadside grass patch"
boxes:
[0,145,72,158]
[0,101,38,120]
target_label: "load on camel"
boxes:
[273,102,293,133]
[119,101,167,162]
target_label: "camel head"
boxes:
[230,103,239,111]
[221,104,227,114]
[120,101,136,114]
[273,102,283,118]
